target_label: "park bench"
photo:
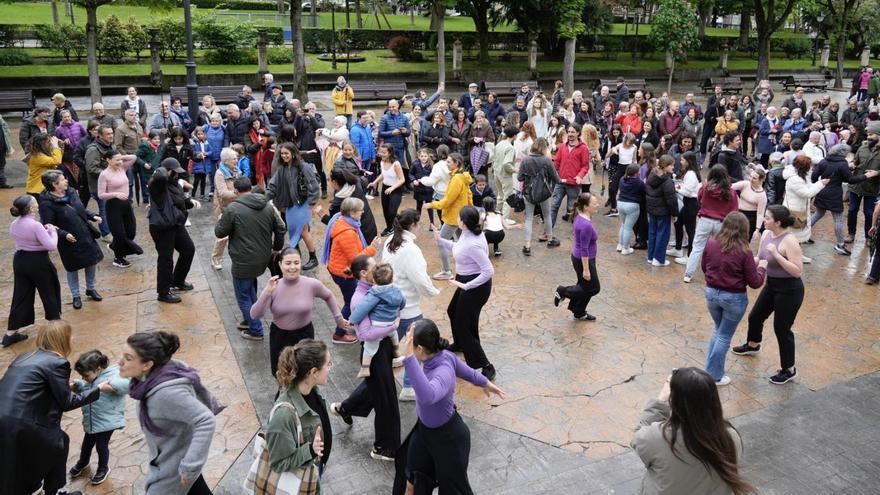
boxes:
[597,78,649,95]
[0,90,36,115]
[700,77,743,94]
[169,86,243,106]
[480,81,539,99]
[350,82,407,103]
[782,75,828,92]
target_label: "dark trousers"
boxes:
[90,192,111,237]
[647,215,672,263]
[381,187,403,231]
[847,192,877,238]
[303,152,326,193]
[269,322,314,377]
[10,426,69,495]
[149,224,195,296]
[76,429,114,470]
[675,197,699,254]
[606,164,624,210]
[746,277,804,370]
[341,337,401,452]
[192,173,207,197]
[415,199,436,225]
[484,230,505,251]
[106,198,142,260]
[406,414,474,495]
[869,244,880,280]
[0,154,7,186]
[635,200,648,245]
[741,209,758,236]
[9,250,61,331]
[331,274,358,337]
[187,474,213,494]
[558,256,600,318]
[448,273,492,369]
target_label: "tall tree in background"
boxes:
[753,0,798,80]
[433,0,446,85]
[290,0,308,102]
[558,0,586,96]
[695,0,713,37]
[492,0,610,58]
[456,0,492,63]
[648,0,699,94]
[820,0,863,88]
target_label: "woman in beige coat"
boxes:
[211,147,244,269]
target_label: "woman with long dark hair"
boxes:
[554,193,602,321]
[323,167,378,243]
[632,367,756,495]
[733,205,807,385]
[97,149,143,268]
[368,143,406,236]
[669,151,700,260]
[682,165,739,283]
[432,205,496,380]
[392,319,505,495]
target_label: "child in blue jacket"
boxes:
[203,115,226,195]
[348,263,406,378]
[191,127,212,199]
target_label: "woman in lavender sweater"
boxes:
[393,319,504,495]
[432,205,497,381]
[554,192,602,321]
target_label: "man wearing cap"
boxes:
[458,83,480,113]
[267,84,288,128]
[847,120,880,245]
[614,77,630,105]
[92,102,117,130]
[51,93,78,127]
[331,75,355,128]
[19,106,54,154]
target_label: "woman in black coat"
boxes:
[422,111,451,152]
[159,127,194,182]
[644,156,679,265]
[38,171,104,310]
[322,168,377,243]
[0,320,107,495]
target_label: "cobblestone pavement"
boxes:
[1,97,879,493]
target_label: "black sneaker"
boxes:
[769,368,797,385]
[0,183,13,189]
[553,287,564,307]
[494,249,502,256]
[574,313,597,321]
[85,289,103,301]
[302,257,319,271]
[833,244,852,256]
[731,343,761,355]
[330,402,353,425]
[370,446,395,461]
[522,246,531,256]
[157,292,182,304]
[90,466,111,485]
[1,332,27,348]
[239,330,264,341]
[69,462,88,477]
[112,258,131,268]
[172,281,194,291]
[237,320,249,330]
[72,296,82,310]
[547,238,561,247]
[481,363,497,381]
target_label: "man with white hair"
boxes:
[782,108,807,139]
[757,106,781,167]
[803,131,827,164]
[224,103,251,147]
[379,99,411,171]
[147,101,181,138]
[115,109,143,155]
[331,75,355,128]
[680,93,703,119]
[262,73,274,101]
[593,86,612,113]
[92,102,117,130]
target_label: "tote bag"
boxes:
[244,401,319,495]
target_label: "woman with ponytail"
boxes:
[632,367,755,495]
[554,193,602,321]
[427,152,473,280]
[120,331,224,494]
[382,209,440,400]
[322,167,377,243]
[392,319,505,495]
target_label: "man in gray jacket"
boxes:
[214,177,287,340]
[85,125,117,239]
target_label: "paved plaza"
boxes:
[1,89,880,494]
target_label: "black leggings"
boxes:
[675,197,699,253]
[76,429,114,470]
[187,474,213,494]
[106,198,142,260]
[635,199,649,245]
[558,256,600,318]
[448,273,492,369]
[192,173,207,197]
[406,413,474,495]
[741,209,758,236]
[149,224,195,296]
[607,163,625,210]
[381,186,403,231]
[484,230,505,251]
[340,337,401,452]
[9,250,61,331]
[746,277,804,370]
[269,322,314,377]
[415,199,435,224]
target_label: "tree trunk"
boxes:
[698,14,707,38]
[472,1,490,64]
[667,57,675,96]
[51,1,60,25]
[429,5,439,31]
[435,1,445,86]
[355,0,363,28]
[755,31,770,81]
[86,6,101,104]
[834,33,847,89]
[290,1,309,103]
[739,9,750,48]
[563,37,576,98]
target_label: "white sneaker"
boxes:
[185,219,192,227]
[504,218,517,225]
[652,259,670,267]
[365,194,375,200]
[212,263,222,270]
[398,387,416,401]
[802,255,813,264]
[432,271,453,280]
[392,356,405,368]
[616,243,623,252]
[716,375,731,386]
[666,248,683,258]
[674,256,689,265]
[683,275,693,283]
[100,234,112,243]
[620,247,634,255]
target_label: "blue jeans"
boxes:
[90,192,111,236]
[396,315,422,388]
[704,288,749,381]
[550,184,581,229]
[617,201,640,248]
[66,265,97,298]
[232,277,263,336]
[847,192,877,239]
[647,215,672,263]
[331,274,358,337]
[685,217,723,278]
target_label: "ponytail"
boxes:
[387,209,420,254]
[10,195,34,217]
[411,319,450,354]
[276,339,328,388]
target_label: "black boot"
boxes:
[481,364,497,381]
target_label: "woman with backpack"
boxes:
[518,138,560,255]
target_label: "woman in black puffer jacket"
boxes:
[644,155,680,266]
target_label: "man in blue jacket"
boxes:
[378,99,411,170]
[350,111,377,176]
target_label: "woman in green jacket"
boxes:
[267,339,333,488]
[134,131,162,204]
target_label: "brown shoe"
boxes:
[332,333,358,345]
[844,235,855,243]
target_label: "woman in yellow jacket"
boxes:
[714,110,740,140]
[330,76,355,128]
[428,152,473,280]
[26,134,63,197]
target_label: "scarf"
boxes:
[62,162,80,182]
[129,361,225,437]
[321,212,366,265]
[335,183,355,200]
[219,163,240,180]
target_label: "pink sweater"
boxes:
[10,214,57,252]
[96,157,136,200]
[250,276,343,330]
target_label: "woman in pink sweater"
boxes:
[97,149,142,267]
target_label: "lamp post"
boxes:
[183,0,199,123]
[811,14,825,67]
[331,2,337,70]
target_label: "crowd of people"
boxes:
[1,71,879,494]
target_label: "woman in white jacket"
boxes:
[318,116,350,176]
[382,208,440,401]
[783,155,828,260]
[414,144,451,220]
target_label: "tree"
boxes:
[354,0,363,28]
[492,0,610,58]
[97,14,129,63]
[455,0,492,63]
[126,16,148,60]
[433,0,446,85]
[752,0,799,80]
[694,0,713,37]
[558,0,586,96]
[817,0,863,88]
[649,0,699,95]
[289,0,308,103]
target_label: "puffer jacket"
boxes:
[812,147,870,212]
[326,214,377,278]
[644,171,679,217]
[429,171,473,224]
[851,140,880,197]
[73,365,130,434]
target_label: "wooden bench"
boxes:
[701,77,743,94]
[597,78,648,94]
[349,82,407,102]
[0,90,35,115]
[782,75,828,92]
[480,81,539,99]
[169,86,243,106]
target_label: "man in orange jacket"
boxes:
[550,124,591,228]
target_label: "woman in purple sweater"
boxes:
[392,319,504,495]
[554,193,601,321]
[701,211,767,386]
[432,205,497,381]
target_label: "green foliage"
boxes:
[126,15,148,59]
[600,37,623,59]
[0,48,31,65]
[36,24,72,60]
[148,18,186,60]
[648,0,699,61]
[202,48,254,64]
[268,47,291,64]
[190,0,281,10]
[782,37,811,59]
[193,15,256,52]
[557,0,586,39]
[98,14,130,63]
[0,24,20,47]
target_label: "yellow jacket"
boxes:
[714,119,739,139]
[26,148,63,194]
[429,171,473,225]
[331,86,355,115]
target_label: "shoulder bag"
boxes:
[245,401,319,495]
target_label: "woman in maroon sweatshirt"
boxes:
[681,165,739,283]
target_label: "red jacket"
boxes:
[553,140,590,185]
[697,184,739,220]
[659,111,683,141]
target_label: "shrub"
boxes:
[0,25,20,48]
[601,37,624,60]
[268,47,292,64]
[149,18,187,61]
[202,48,256,65]
[871,42,880,59]
[126,16,148,60]
[783,37,812,59]
[37,24,87,62]
[194,16,256,53]
[0,48,32,65]
[98,15,130,63]
[388,35,414,60]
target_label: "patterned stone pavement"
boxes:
[1,100,879,493]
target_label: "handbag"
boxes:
[245,401,319,495]
[296,167,310,204]
[505,191,525,212]
[147,190,185,230]
[790,209,808,230]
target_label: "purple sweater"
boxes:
[571,215,598,259]
[404,351,487,428]
[437,229,494,290]
[351,280,397,342]
[10,214,58,252]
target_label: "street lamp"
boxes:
[331,2,337,70]
[183,0,199,124]
[811,14,825,67]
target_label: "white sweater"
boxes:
[419,160,451,196]
[783,165,825,242]
[381,231,441,319]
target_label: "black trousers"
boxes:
[192,173,208,197]
[448,273,492,369]
[381,187,403,231]
[106,198,142,260]
[559,256,600,317]
[9,425,69,495]
[484,230,505,251]
[635,199,649,245]
[9,250,61,331]
[406,413,474,495]
[341,337,401,452]
[302,151,326,193]
[741,209,758,236]
[746,277,804,370]
[149,224,195,296]
[606,164,624,210]
[269,322,315,377]
[76,429,114,470]
[675,197,699,253]
[187,474,213,494]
